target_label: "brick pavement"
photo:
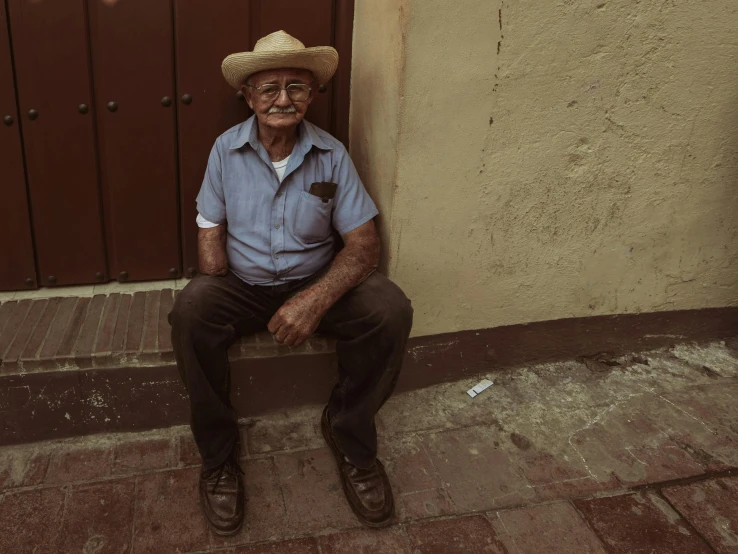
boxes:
[1,341,737,553]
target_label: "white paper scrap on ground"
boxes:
[467,379,493,398]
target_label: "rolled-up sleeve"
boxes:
[196,142,227,225]
[331,146,379,235]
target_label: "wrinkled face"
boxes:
[242,68,315,131]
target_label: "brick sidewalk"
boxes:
[1,341,737,553]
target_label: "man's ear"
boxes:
[240,85,253,110]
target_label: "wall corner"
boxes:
[348,0,408,274]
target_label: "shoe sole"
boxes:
[321,407,395,528]
[198,482,244,537]
[199,500,244,537]
[209,520,244,537]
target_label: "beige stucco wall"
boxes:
[351,0,738,337]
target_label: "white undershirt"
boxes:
[196,155,291,228]
[271,154,290,181]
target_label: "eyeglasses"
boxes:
[245,83,312,102]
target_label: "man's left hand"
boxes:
[267,290,326,346]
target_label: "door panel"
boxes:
[332,0,354,147]
[89,0,181,282]
[174,0,251,277]
[7,0,107,287]
[0,0,36,290]
[253,0,335,133]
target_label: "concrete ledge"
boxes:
[0,297,736,445]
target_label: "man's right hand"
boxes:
[267,288,326,346]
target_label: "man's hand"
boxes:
[268,219,381,346]
[267,289,325,346]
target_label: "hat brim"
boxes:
[221,46,339,89]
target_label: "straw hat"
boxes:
[221,30,339,89]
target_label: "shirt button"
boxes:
[274,254,280,259]
[276,192,283,198]
[274,224,280,229]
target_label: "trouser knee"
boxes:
[168,279,215,334]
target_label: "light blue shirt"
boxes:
[196,116,379,286]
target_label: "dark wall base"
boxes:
[1,307,736,445]
[397,306,738,392]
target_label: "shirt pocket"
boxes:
[293,191,333,244]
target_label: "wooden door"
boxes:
[89,0,181,282]
[1,0,355,291]
[0,0,36,290]
[6,0,107,287]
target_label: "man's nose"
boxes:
[274,89,292,106]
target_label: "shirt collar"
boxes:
[229,115,333,152]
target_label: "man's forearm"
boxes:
[198,226,228,276]
[303,233,380,314]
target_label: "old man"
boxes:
[169,30,413,535]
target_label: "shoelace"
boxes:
[210,456,245,495]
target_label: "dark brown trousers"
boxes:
[168,270,413,470]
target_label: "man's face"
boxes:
[242,68,315,131]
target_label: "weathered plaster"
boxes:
[351,0,738,336]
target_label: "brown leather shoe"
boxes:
[199,445,245,536]
[321,406,394,527]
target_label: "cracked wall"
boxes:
[351,0,738,337]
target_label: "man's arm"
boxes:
[301,219,380,312]
[198,225,228,276]
[267,219,380,345]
